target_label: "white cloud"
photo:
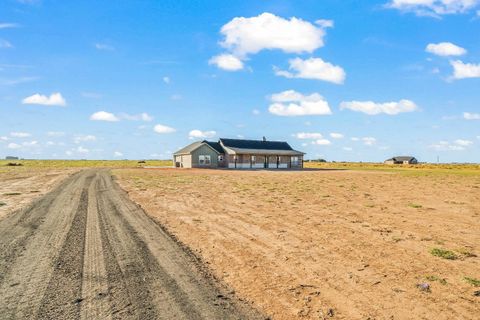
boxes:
[47,131,65,137]
[463,112,480,120]
[118,112,153,122]
[22,92,66,106]
[6,140,38,149]
[315,19,334,28]
[351,137,360,141]
[219,12,329,57]
[189,129,217,139]
[74,134,96,144]
[454,139,473,146]
[46,141,55,146]
[430,139,473,151]
[163,76,170,84]
[76,146,89,154]
[0,136,9,141]
[330,132,344,139]
[0,23,20,29]
[274,57,346,84]
[312,139,331,145]
[7,143,21,149]
[209,54,244,71]
[343,147,353,151]
[95,43,115,51]
[450,60,480,79]
[10,132,31,138]
[268,90,332,116]
[387,0,480,16]
[0,39,13,48]
[340,99,418,115]
[114,151,123,157]
[153,124,176,134]
[294,132,323,139]
[426,42,466,56]
[90,111,119,122]
[362,137,377,146]
[252,109,260,115]
[170,94,182,101]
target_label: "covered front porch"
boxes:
[226,154,303,169]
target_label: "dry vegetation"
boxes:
[114,167,480,320]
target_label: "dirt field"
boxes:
[115,168,480,320]
[0,169,261,319]
[0,166,78,219]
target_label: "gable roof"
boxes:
[220,138,294,151]
[219,138,304,156]
[386,156,417,162]
[173,140,222,155]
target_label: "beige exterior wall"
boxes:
[174,154,192,168]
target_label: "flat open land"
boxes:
[115,167,480,320]
[0,169,260,319]
[0,166,78,219]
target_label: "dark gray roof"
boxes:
[387,156,417,161]
[219,138,294,151]
[203,141,224,153]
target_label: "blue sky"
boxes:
[1,0,480,162]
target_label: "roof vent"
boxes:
[262,136,266,142]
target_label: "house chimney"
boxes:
[262,136,266,142]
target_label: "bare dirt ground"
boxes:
[115,168,480,320]
[0,169,261,319]
[0,167,78,219]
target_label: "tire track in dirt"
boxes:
[0,169,262,319]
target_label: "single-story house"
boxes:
[174,137,305,169]
[384,156,418,165]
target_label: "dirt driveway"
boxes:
[0,169,261,319]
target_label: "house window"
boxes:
[291,156,299,165]
[251,155,256,164]
[218,155,224,162]
[199,155,211,165]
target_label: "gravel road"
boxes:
[0,169,261,320]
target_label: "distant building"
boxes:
[5,156,19,160]
[173,137,305,169]
[384,156,418,165]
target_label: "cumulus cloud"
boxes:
[163,76,170,84]
[274,57,346,84]
[343,147,353,151]
[7,143,21,149]
[90,111,119,122]
[189,130,217,139]
[74,135,96,144]
[387,0,480,16]
[330,133,344,139]
[294,132,323,139]
[464,112,480,120]
[269,90,332,116]
[340,99,418,115]
[22,92,66,106]
[312,139,331,145]
[114,151,123,157]
[210,12,333,71]
[430,139,473,151]
[426,42,466,56]
[450,60,480,79]
[10,132,31,138]
[76,146,89,154]
[209,54,244,71]
[252,109,260,115]
[118,112,153,122]
[0,136,8,141]
[219,12,328,57]
[153,124,176,134]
